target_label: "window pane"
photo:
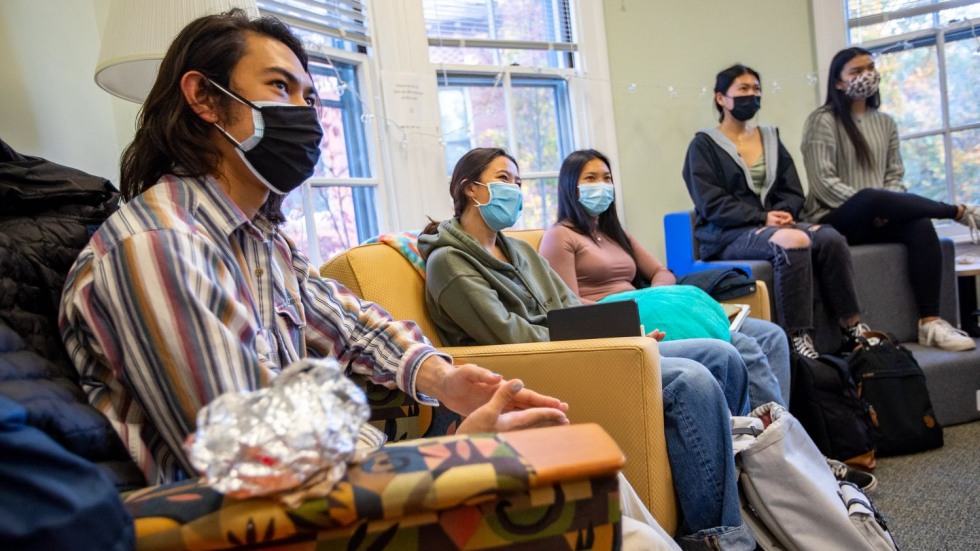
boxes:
[900,134,947,201]
[424,0,570,43]
[945,37,980,128]
[512,83,561,172]
[848,14,933,43]
[429,45,569,68]
[939,5,980,25]
[878,45,942,134]
[280,185,361,263]
[952,127,980,205]
[438,84,508,173]
[514,177,557,229]
[313,106,352,178]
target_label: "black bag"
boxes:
[789,352,878,470]
[677,267,756,301]
[847,332,943,457]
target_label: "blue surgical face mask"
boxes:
[578,183,615,216]
[472,181,523,231]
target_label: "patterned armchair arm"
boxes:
[125,424,624,551]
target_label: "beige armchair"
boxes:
[321,230,679,534]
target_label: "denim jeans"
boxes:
[659,355,756,550]
[733,317,791,408]
[659,339,750,416]
[718,224,861,333]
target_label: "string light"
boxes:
[627,82,637,93]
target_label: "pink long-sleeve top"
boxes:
[538,223,675,304]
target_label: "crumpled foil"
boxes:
[187,357,370,499]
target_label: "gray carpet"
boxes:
[869,420,980,550]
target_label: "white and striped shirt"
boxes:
[801,107,906,221]
[59,174,443,484]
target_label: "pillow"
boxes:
[598,285,730,342]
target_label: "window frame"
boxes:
[846,8,980,204]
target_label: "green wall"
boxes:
[603,0,821,260]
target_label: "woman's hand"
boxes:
[457,379,570,434]
[645,329,666,341]
[766,210,795,226]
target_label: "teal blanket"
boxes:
[598,285,730,342]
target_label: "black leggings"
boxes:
[821,188,958,318]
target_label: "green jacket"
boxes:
[417,219,580,346]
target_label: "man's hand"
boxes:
[416,357,568,417]
[458,379,570,434]
[765,210,795,227]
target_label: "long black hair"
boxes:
[556,149,647,289]
[713,64,761,122]
[822,47,880,168]
[120,9,309,223]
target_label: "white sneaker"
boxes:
[918,319,976,351]
[957,205,979,244]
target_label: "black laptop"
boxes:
[547,300,643,341]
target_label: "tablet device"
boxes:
[547,300,643,341]
[723,303,751,332]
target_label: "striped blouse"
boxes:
[59,175,444,484]
[800,107,906,221]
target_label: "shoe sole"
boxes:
[921,339,977,352]
[859,476,878,493]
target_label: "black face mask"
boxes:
[209,79,324,195]
[728,95,762,122]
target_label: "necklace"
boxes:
[728,127,754,157]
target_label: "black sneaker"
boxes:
[826,457,878,492]
[792,331,819,359]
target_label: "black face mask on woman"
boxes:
[728,95,762,122]
[208,79,324,195]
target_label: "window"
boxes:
[259,1,381,265]
[846,0,980,205]
[426,0,577,229]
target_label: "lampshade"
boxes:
[95,0,259,103]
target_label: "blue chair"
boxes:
[663,210,763,279]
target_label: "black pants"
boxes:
[718,224,861,333]
[822,188,958,318]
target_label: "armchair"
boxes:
[320,230,679,534]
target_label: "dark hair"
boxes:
[119,8,309,224]
[822,47,879,168]
[713,64,761,122]
[422,147,519,234]
[555,149,647,289]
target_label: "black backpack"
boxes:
[847,332,943,457]
[789,352,878,470]
[677,267,756,301]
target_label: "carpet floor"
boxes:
[868,420,980,550]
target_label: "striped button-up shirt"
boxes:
[60,175,443,484]
[801,107,906,221]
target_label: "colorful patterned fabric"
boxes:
[59,175,448,485]
[125,432,621,550]
[363,232,426,277]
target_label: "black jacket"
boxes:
[0,139,144,490]
[682,127,805,259]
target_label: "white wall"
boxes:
[0,0,139,183]
[602,0,824,260]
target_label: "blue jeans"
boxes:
[659,356,756,550]
[732,317,791,408]
[659,339,750,416]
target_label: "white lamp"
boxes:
[95,0,259,103]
